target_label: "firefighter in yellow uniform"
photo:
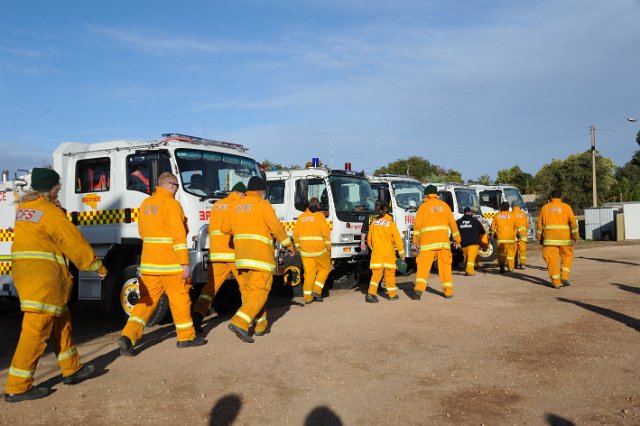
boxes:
[412,185,461,300]
[5,168,107,402]
[536,189,579,288]
[490,202,520,274]
[118,172,206,356]
[221,176,295,343]
[293,197,331,304]
[192,182,246,333]
[512,203,528,269]
[365,203,405,303]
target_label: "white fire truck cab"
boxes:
[367,174,423,261]
[265,164,376,290]
[0,133,263,323]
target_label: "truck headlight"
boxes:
[340,234,355,243]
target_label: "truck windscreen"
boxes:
[391,182,423,210]
[454,188,481,214]
[329,176,375,214]
[503,187,524,208]
[175,149,261,198]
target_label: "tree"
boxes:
[532,151,616,211]
[495,165,534,194]
[467,175,493,185]
[261,159,301,170]
[613,149,640,202]
[374,156,462,183]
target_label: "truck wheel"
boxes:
[331,268,360,290]
[477,237,498,262]
[115,265,169,327]
[283,265,304,297]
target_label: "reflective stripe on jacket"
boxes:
[12,196,105,316]
[536,198,578,246]
[412,195,460,251]
[367,214,404,269]
[139,186,189,275]
[221,191,292,272]
[293,209,331,257]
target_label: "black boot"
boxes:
[63,364,96,385]
[192,312,204,334]
[177,336,207,348]
[228,323,254,343]
[118,336,136,357]
[4,387,50,403]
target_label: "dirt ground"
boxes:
[0,241,638,425]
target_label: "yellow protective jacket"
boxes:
[293,209,331,257]
[221,191,292,272]
[413,194,461,251]
[536,198,579,246]
[367,213,405,269]
[209,192,243,263]
[512,206,528,241]
[139,186,189,275]
[490,211,519,243]
[11,197,106,316]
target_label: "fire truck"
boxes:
[0,133,263,324]
[265,162,376,291]
[368,174,423,266]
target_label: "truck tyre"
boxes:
[283,264,304,297]
[477,237,498,262]
[115,265,169,327]
[331,268,360,290]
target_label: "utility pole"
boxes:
[591,125,597,208]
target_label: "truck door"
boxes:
[266,179,288,226]
[73,156,117,244]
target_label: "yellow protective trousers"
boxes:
[462,244,480,275]
[415,249,453,297]
[516,240,527,267]
[542,245,574,287]
[194,262,242,317]
[301,253,331,303]
[6,310,82,394]
[122,274,195,344]
[231,270,273,333]
[497,243,517,271]
[368,268,397,297]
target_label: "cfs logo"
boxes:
[143,205,159,215]
[15,209,44,223]
[430,206,445,213]
[235,204,253,213]
[300,216,315,222]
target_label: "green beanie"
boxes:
[31,168,60,192]
[231,182,247,193]
[424,184,437,195]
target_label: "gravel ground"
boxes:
[0,241,638,425]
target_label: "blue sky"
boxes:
[1,0,639,181]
